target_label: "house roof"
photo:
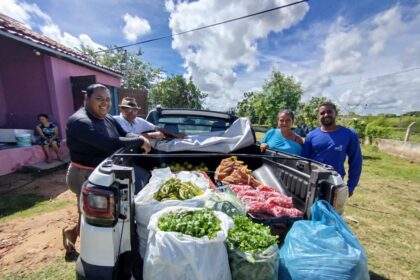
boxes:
[0,13,123,78]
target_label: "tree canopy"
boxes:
[149,75,207,109]
[79,45,161,90]
[297,97,341,129]
[237,70,303,127]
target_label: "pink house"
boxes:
[0,13,123,175]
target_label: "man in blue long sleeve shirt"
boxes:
[302,102,362,197]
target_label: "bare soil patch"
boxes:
[0,168,78,274]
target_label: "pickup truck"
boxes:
[76,107,349,280]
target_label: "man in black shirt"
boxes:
[63,84,150,256]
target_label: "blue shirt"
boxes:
[261,128,302,156]
[301,127,362,193]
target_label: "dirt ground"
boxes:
[0,168,79,274]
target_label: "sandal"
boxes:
[62,228,76,253]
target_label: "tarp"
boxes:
[152,117,255,153]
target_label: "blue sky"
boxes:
[1,0,419,114]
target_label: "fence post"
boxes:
[404,122,416,143]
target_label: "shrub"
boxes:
[344,118,367,139]
[365,123,392,139]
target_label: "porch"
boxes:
[0,140,69,176]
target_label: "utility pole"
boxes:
[124,49,129,88]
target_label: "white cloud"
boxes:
[122,13,151,42]
[40,23,105,51]
[0,0,49,28]
[295,3,420,115]
[165,0,309,110]
[0,0,105,51]
[320,29,362,76]
[368,6,404,56]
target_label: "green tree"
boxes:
[79,45,160,90]
[149,75,207,109]
[297,97,331,129]
[262,71,303,127]
[237,91,264,124]
[236,70,303,127]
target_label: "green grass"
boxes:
[0,258,75,280]
[346,145,420,280]
[389,129,420,143]
[0,193,72,223]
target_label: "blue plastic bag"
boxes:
[279,200,369,280]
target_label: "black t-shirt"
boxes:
[66,107,144,167]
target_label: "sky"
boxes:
[1,0,419,115]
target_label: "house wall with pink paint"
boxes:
[0,37,52,129]
[47,56,121,135]
[0,36,121,137]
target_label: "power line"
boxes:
[96,0,308,53]
[316,67,420,89]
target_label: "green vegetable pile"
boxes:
[227,216,279,280]
[158,209,221,239]
[157,162,209,172]
[153,177,204,201]
[227,216,277,253]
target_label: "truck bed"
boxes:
[114,145,341,218]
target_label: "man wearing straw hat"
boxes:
[114,97,184,139]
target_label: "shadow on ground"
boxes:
[370,270,390,280]
[0,165,69,219]
[0,193,45,218]
[363,155,381,161]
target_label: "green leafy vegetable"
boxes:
[227,216,277,253]
[158,209,221,239]
[227,216,279,280]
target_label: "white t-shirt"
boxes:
[114,114,156,134]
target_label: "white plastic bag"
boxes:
[134,168,213,258]
[143,206,233,280]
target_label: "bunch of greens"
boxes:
[227,216,279,280]
[153,177,203,201]
[158,209,221,239]
[227,216,277,253]
[158,162,209,172]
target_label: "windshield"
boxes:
[157,116,231,135]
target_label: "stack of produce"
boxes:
[215,156,261,187]
[143,206,233,280]
[230,184,303,218]
[158,208,221,238]
[135,169,212,259]
[153,177,203,201]
[157,162,209,172]
[226,215,279,280]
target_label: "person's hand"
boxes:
[145,131,165,139]
[260,143,268,152]
[348,191,353,198]
[140,137,151,153]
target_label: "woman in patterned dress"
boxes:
[36,113,61,163]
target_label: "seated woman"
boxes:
[36,113,61,163]
[260,110,304,156]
